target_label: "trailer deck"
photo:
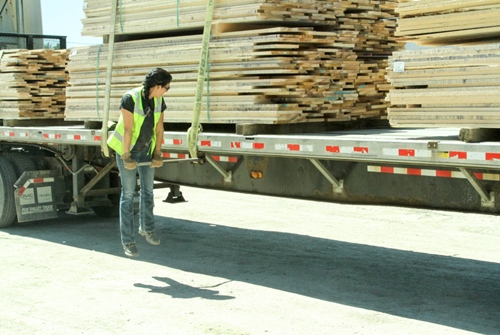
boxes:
[2,126,499,169]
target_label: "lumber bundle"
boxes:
[386,44,500,127]
[82,0,347,37]
[67,27,362,123]
[69,0,403,125]
[395,0,500,46]
[0,49,70,119]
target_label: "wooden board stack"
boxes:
[0,49,70,120]
[386,0,500,128]
[67,0,403,125]
[395,0,500,46]
[387,44,500,127]
[82,0,348,36]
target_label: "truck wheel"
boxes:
[4,155,36,177]
[0,157,18,228]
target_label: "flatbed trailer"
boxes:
[0,124,499,227]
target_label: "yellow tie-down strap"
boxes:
[187,0,215,160]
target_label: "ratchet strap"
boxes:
[100,0,119,157]
[187,0,215,159]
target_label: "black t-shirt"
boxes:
[119,93,166,152]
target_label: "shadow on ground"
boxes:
[6,213,500,334]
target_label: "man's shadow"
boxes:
[134,277,234,300]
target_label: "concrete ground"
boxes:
[1,186,499,335]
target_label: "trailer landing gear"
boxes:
[163,184,186,204]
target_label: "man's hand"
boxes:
[150,150,163,168]
[121,152,137,170]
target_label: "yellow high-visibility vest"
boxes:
[108,86,162,155]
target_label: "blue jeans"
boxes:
[116,150,155,244]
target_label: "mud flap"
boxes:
[14,170,63,223]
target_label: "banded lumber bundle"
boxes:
[82,0,347,37]
[67,27,364,123]
[71,0,403,124]
[0,49,70,119]
[82,0,401,55]
[395,0,500,46]
[386,44,500,127]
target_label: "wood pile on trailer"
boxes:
[395,0,500,46]
[386,0,500,128]
[0,49,70,120]
[65,0,403,127]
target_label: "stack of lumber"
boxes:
[68,0,403,124]
[0,49,70,119]
[82,0,349,37]
[67,27,363,123]
[395,0,500,46]
[386,44,500,127]
[354,60,391,119]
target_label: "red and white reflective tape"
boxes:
[230,141,265,150]
[275,143,313,152]
[67,134,87,141]
[162,152,238,163]
[436,151,500,161]
[162,152,188,159]
[368,165,500,181]
[382,148,431,158]
[382,148,500,161]
[42,133,62,140]
[18,177,55,196]
[327,145,369,154]
[164,138,183,146]
[0,131,16,137]
[200,140,222,148]
[211,155,238,163]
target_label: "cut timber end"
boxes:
[459,128,500,143]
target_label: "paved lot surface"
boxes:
[1,186,500,335]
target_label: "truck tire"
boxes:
[4,155,36,177]
[0,156,18,228]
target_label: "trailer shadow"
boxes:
[8,213,500,334]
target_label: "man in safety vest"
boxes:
[108,68,172,257]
